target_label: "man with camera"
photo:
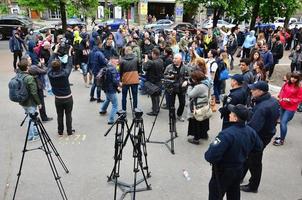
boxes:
[143,48,164,116]
[164,53,190,122]
[99,55,122,125]
[48,43,74,136]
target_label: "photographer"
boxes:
[164,53,190,122]
[219,74,247,130]
[48,44,74,136]
[143,48,164,116]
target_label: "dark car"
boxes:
[0,14,33,23]
[98,18,126,31]
[144,19,173,29]
[55,18,86,29]
[0,17,33,40]
[166,22,197,34]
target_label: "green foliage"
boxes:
[17,0,58,11]
[0,3,9,14]
[112,0,138,10]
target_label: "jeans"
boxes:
[80,63,88,76]
[13,50,22,70]
[90,77,101,99]
[122,84,138,111]
[242,47,251,58]
[280,108,295,140]
[214,81,222,102]
[38,89,48,120]
[151,94,160,113]
[100,92,118,123]
[23,106,38,140]
[55,96,73,134]
[43,74,52,92]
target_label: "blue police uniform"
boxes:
[205,122,263,200]
[219,87,248,129]
[241,92,280,191]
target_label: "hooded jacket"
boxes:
[9,31,24,52]
[119,53,140,85]
[88,46,108,76]
[243,31,256,49]
[27,41,39,65]
[278,81,302,111]
[18,71,41,107]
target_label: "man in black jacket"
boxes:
[48,44,74,136]
[241,81,280,193]
[269,35,284,80]
[143,48,164,116]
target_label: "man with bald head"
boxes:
[164,53,190,122]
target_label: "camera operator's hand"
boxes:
[182,81,188,87]
[38,104,43,109]
[144,54,148,63]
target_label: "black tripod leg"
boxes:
[139,121,150,177]
[37,119,69,173]
[35,120,68,200]
[146,93,166,141]
[169,107,176,154]
[13,118,31,200]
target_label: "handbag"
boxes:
[144,81,161,95]
[192,85,213,121]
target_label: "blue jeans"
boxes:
[213,81,222,102]
[122,84,138,111]
[280,108,295,140]
[90,77,101,99]
[100,92,118,123]
[23,106,38,140]
[80,63,88,76]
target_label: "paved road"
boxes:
[0,41,302,200]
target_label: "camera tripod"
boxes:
[105,109,151,200]
[13,112,69,200]
[146,90,178,154]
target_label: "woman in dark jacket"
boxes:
[289,43,302,72]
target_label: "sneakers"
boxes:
[47,90,54,96]
[99,111,107,115]
[273,138,284,146]
[90,97,97,102]
[177,115,185,122]
[97,98,104,103]
[240,184,258,193]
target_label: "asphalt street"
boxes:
[0,40,302,200]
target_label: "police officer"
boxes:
[205,104,263,200]
[241,81,280,193]
[219,74,247,130]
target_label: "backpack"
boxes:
[8,73,29,103]
[96,67,108,90]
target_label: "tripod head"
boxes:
[20,112,39,127]
[104,110,127,136]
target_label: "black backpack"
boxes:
[96,67,108,90]
[8,73,29,103]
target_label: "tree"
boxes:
[112,0,138,25]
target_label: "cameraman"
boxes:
[164,53,190,122]
[143,48,164,116]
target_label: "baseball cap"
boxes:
[248,81,269,92]
[227,104,249,121]
[230,74,243,84]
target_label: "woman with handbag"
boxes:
[187,70,212,145]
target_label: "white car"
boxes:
[289,21,302,30]
[274,17,298,28]
[144,19,173,29]
[200,19,236,29]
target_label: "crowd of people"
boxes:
[8,19,302,200]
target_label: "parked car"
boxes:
[98,18,126,31]
[274,17,298,28]
[289,21,302,30]
[165,22,197,34]
[55,18,86,29]
[0,17,33,40]
[254,23,276,30]
[0,14,33,23]
[200,19,236,29]
[144,19,173,29]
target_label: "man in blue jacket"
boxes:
[9,31,26,71]
[260,44,274,73]
[88,39,108,102]
[99,55,121,124]
[241,81,280,193]
[205,104,263,200]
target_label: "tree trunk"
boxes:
[212,7,222,28]
[59,0,67,32]
[284,14,290,29]
[249,0,260,30]
[104,0,108,19]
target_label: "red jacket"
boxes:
[278,82,302,111]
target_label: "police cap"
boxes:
[227,104,249,121]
